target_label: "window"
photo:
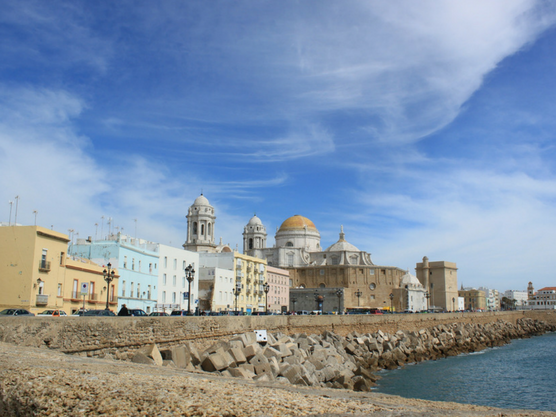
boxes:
[162,291,166,303]
[137,283,140,299]
[173,275,176,287]
[73,279,78,298]
[183,261,186,269]
[208,223,211,237]
[121,281,126,297]
[173,259,177,270]
[90,282,95,299]
[164,257,168,268]
[287,254,294,266]
[163,274,167,285]
[138,260,141,272]
[57,283,62,297]
[60,252,65,266]
[193,222,198,235]
[132,258,135,270]
[130,282,134,298]
[286,242,294,247]
[182,277,186,287]
[148,285,151,299]
[172,292,176,303]
[124,256,127,269]
[149,263,153,273]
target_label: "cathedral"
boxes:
[244,214,412,311]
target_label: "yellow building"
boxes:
[234,252,267,314]
[0,226,118,314]
[458,287,486,311]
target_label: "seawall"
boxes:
[0,310,554,358]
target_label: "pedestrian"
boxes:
[118,304,129,316]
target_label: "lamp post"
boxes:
[263,283,270,313]
[103,262,116,310]
[314,292,324,314]
[354,289,362,306]
[389,293,394,312]
[233,282,241,314]
[452,297,455,312]
[291,296,297,313]
[336,288,343,314]
[425,291,430,311]
[185,264,195,315]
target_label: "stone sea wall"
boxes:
[0,310,554,358]
[131,317,556,392]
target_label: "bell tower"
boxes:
[183,194,217,252]
[243,214,267,255]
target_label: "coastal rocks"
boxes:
[125,318,556,392]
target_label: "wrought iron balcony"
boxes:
[38,260,51,272]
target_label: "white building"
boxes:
[151,244,200,314]
[198,266,234,312]
[502,290,528,309]
[526,283,556,310]
[478,287,500,311]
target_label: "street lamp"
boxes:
[291,296,297,312]
[233,282,242,314]
[185,264,195,315]
[336,288,343,314]
[354,289,363,306]
[263,283,270,313]
[389,293,394,312]
[425,291,430,311]
[452,297,455,312]
[103,262,116,310]
[314,292,325,314]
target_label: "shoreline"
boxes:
[1,342,554,416]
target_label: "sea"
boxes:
[373,331,556,412]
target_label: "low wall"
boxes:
[0,310,554,358]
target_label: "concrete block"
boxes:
[253,373,271,382]
[255,363,275,380]
[201,350,233,372]
[169,346,191,368]
[242,343,261,361]
[140,344,163,366]
[249,352,269,366]
[188,343,203,366]
[162,360,177,368]
[228,347,247,364]
[238,363,255,374]
[229,367,255,380]
[131,352,155,365]
[262,346,282,360]
[204,340,230,355]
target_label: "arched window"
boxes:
[207,223,211,237]
[319,283,326,288]
[201,224,205,235]
[193,222,198,235]
[249,238,253,249]
[286,241,294,247]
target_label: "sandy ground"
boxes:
[0,342,554,417]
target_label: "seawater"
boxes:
[373,331,556,412]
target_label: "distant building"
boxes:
[478,287,500,311]
[198,266,234,312]
[266,266,290,314]
[503,289,528,309]
[391,271,427,312]
[415,257,459,311]
[526,282,556,310]
[458,286,486,311]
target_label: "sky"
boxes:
[1,0,556,292]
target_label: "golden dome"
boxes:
[278,215,318,232]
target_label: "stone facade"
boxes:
[415,256,459,311]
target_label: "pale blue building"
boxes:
[69,233,159,314]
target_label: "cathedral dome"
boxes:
[278,215,318,232]
[325,227,360,252]
[193,194,210,206]
[248,215,263,226]
[400,271,422,288]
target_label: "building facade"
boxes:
[70,233,158,313]
[266,265,290,314]
[0,225,117,314]
[415,257,458,311]
[526,283,556,310]
[458,287,487,311]
[199,251,267,314]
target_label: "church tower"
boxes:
[527,281,534,300]
[243,214,267,255]
[183,194,217,252]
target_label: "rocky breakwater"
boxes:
[130,318,555,392]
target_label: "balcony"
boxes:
[38,260,51,272]
[36,294,48,306]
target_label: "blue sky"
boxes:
[2,1,556,292]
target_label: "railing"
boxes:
[36,294,48,306]
[39,260,51,272]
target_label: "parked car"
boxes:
[368,309,384,315]
[37,309,67,317]
[148,312,169,316]
[170,310,192,316]
[128,309,147,316]
[72,309,88,316]
[0,308,35,316]
[83,309,115,316]
[296,310,309,315]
